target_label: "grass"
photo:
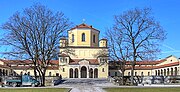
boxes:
[0,88,70,92]
[104,87,180,92]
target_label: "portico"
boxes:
[68,59,99,78]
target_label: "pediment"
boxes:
[78,59,89,65]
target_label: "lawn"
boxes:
[104,87,180,92]
[0,88,70,92]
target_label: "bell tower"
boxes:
[60,38,67,47]
[99,39,107,47]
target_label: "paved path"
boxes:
[55,78,117,92]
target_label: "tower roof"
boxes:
[70,23,99,32]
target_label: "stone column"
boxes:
[79,68,81,78]
[87,66,89,78]
[73,68,75,78]
[92,68,94,78]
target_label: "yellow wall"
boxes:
[98,64,109,78]
[99,40,107,47]
[68,29,99,47]
[60,48,108,59]
[90,30,99,47]
[124,70,153,76]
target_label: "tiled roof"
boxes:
[0,64,11,69]
[111,59,166,65]
[59,53,69,57]
[11,66,59,70]
[154,62,179,69]
[125,66,154,70]
[124,62,179,70]
[69,59,99,65]
[0,59,32,65]
[0,59,59,65]
[70,23,99,31]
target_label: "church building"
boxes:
[59,23,109,78]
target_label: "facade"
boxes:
[0,23,109,79]
[0,59,60,77]
[109,55,180,77]
[0,60,11,77]
[0,23,179,79]
[59,23,109,78]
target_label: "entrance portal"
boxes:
[81,66,87,78]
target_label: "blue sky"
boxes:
[0,0,180,59]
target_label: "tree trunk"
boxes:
[131,62,135,85]
[34,67,38,80]
[41,73,45,86]
[122,70,125,85]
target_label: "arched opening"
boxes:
[2,69,5,76]
[94,68,98,78]
[82,33,85,42]
[155,70,157,76]
[0,69,2,76]
[158,70,160,76]
[128,72,130,76]
[167,68,169,76]
[171,68,173,76]
[175,67,177,76]
[161,69,163,76]
[74,68,78,78]
[72,34,74,42]
[89,68,93,78]
[148,72,150,76]
[49,72,51,76]
[27,72,30,76]
[164,69,166,76]
[93,35,95,43]
[81,66,87,78]
[69,68,73,78]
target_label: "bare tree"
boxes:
[107,7,166,85]
[0,4,71,86]
[106,28,130,85]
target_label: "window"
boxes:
[0,69,2,76]
[63,68,65,72]
[72,34,74,42]
[128,72,130,76]
[60,58,63,62]
[82,33,85,42]
[141,72,144,76]
[5,70,8,76]
[102,68,105,72]
[49,72,52,76]
[93,35,95,43]
[115,72,117,76]
[135,72,137,76]
[65,58,67,63]
[148,72,150,76]
[56,73,59,76]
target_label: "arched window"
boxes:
[102,68,105,72]
[82,33,85,42]
[72,34,74,42]
[93,35,95,43]
[128,72,130,76]
[65,58,67,63]
[49,72,51,76]
[135,72,137,76]
[148,72,150,76]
